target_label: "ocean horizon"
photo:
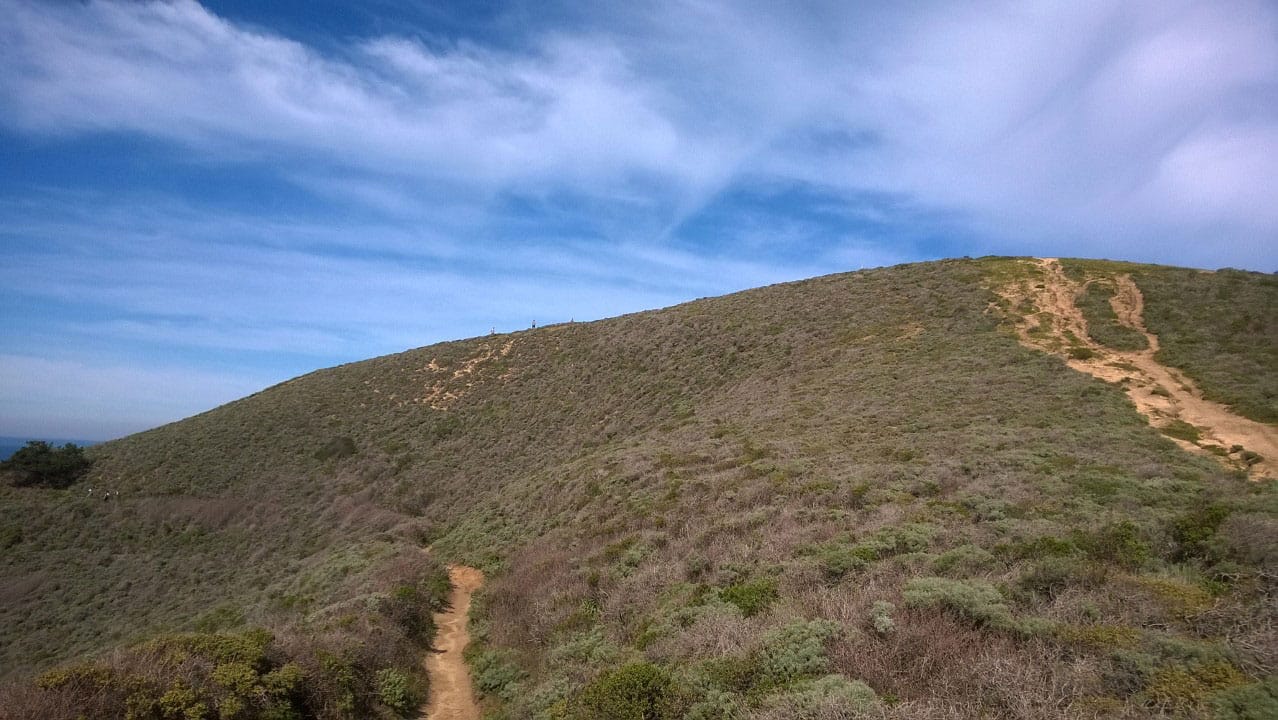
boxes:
[0,436,99,462]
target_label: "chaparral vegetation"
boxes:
[1,257,1275,719]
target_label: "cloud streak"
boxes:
[3,0,1275,264]
[0,0,1273,436]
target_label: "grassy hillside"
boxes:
[2,258,1276,719]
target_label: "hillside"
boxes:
[2,257,1276,719]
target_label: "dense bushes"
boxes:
[2,441,91,488]
[718,578,777,618]
[6,258,1275,719]
[903,577,1012,629]
[1,556,449,719]
[32,630,303,720]
[14,627,421,720]
[574,662,687,720]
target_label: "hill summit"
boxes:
[2,257,1276,719]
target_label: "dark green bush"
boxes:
[7,554,448,719]
[2,441,91,488]
[35,630,304,720]
[1019,557,1100,600]
[468,647,526,702]
[379,585,437,640]
[996,535,1079,561]
[698,655,761,694]
[756,620,840,686]
[1210,676,1278,720]
[719,577,778,618]
[1079,521,1150,570]
[813,544,868,580]
[315,437,357,461]
[375,668,414,714]
[1170,504,1230,562]
[574,662,687,720]
[1067,346,1096,360]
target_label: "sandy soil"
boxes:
[420,565,485,720]
[419,340,515,410]
[999,258,1277,480]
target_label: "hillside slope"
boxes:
[2,257,1276,719]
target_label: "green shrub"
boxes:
[684,689,743,720]
[2,441,92,488]
[719,577,778,618]
[379,584,436,640]
[811,544,869,580]
[469,648,526,702]
[697,655,761,695]
[1170,504,1230,562]
[1019,557,1102,600]
[1067,346,1096,360]
[814,524,940,580]
[0,523,21,550]
[144,629,273,667]
[757,620,840,686]
[903,577,1012,628]
[1053,624,1141,650]
[756,674,880,718]
[1079,520,1149,570]
[1210,676,1278,720]
[868,601,895,636]
[376,668,414,714]
[997,535,1078,561]
[33,631,318,720]
[574,662,687,720]
[932,544,996,575]
[1142,660,1248,713]
[315,436,357,461]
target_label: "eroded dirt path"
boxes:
[421,565,485,720]
[998,258,1277,479]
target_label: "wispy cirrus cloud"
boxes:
[0,0,1274,437]
[3,0,1274,264]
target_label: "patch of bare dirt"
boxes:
[418,339,515,410]
[998,258,1277,480]
[421,564,485,720]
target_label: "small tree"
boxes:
[2,441,92,488]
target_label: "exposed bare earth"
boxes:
[998,258,1277,479]
[419,340,515,410]
[421,565,485,720]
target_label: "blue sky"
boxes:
[1,0,1276,440]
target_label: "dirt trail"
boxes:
[999,258,1277,479]
[421,565,485,720]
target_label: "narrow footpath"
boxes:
[998,258,1277,479]
[420,565,485,720]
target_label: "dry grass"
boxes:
[2,257,1275,718]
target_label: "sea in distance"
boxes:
[0,436,99,462]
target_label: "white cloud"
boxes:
[2,0,1273,268]
[0,0,1275,436]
